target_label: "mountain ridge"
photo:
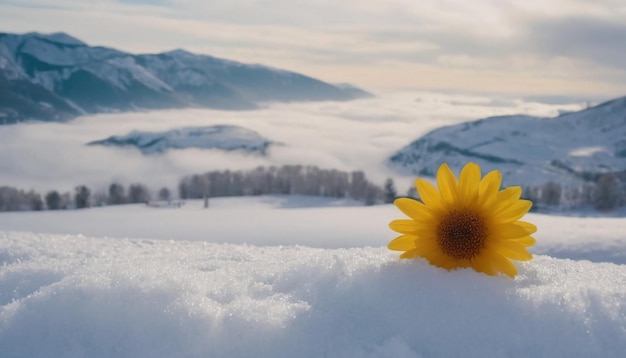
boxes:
[388,96,626,187]
[87,125,273,155]
[0,32,370,124]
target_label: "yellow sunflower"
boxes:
[388,162,536,277]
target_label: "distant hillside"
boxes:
[88,125,273,155]
[0,32,370,124]
[389,96,626,188]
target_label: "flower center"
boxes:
[436,210,487,260]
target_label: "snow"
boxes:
[569,146,608,157]
[40,32,86,46]
[389,98,626,187]
[20,36,94,66]
[137,51,232,88]
[31,67,75,92]
[0,33,170,93]
[105,56,172,92]
[0,44,26,80]
[88,125,272,154]
[0,91,586,193]
[75,56,172,93]
[0,195,624,264]
[1,197,625,357]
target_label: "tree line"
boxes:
[0,183,171,212]
[521,172,626,212]
[7,165,620,214]
[0,165,391,212]
[178,165,387,205]
[400,171,626,213]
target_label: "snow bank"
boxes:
[0,197,624,264]
[1,232,625,358]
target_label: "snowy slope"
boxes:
[389,97,626,187]
[1,196,625,357]
[87,125,273,154]
[0,32,370,123]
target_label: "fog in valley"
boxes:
[0,91,583,195]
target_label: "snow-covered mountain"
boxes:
[0,32,369,124]
[88,125,273,155]
[389,96,626,187]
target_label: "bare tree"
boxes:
[92,191,108,207]
[406,186,417,199]
[383,178,397,204]
[29,191,44,211]
[158,187,171,201]
[108,183,126,205]
[75,185,91,209]
[0,187,44,211]
[594,173,622,211]
[128,183,151,204]
[61,192,73,209]
[177,165,386,205]
[541,181,562,206]
[45,190,62,210]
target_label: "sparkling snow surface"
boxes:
[1,196,625,357]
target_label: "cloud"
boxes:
[1,0,626,96]
[0,92,585,195]
[525,16,626,76]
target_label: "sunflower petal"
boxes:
[393,198,432,221]
[478,170,502,206]
[437,163,458,203]
[415,179,443,209]
[389,219,418,234]
[495,200,533,223]
[489,251,518,277]
[510,236,536,247]
[388,234,418,251]
[411,239,440,259]
[490,221,537,240]
[497,186,522,202]
[458,162,481,206]
[400,248,420,259]
[428,252,462,270]
[470,254,498,276]
[490,241,533,261]
[514,221,537,235]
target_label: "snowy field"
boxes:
[1,196,625,357]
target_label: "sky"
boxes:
[1,0,626,99]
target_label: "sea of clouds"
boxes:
[0,91,583,194]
